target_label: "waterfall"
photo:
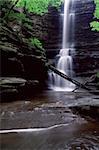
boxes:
[62,0,69,49]
[49,0,75,91]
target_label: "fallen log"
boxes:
[48,65,92,91]
[0,17,96,92]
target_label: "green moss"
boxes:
[90,0,99,31]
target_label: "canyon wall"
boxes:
[1,0,99,86]
[44,0,99,76]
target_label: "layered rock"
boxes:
[1,0,99,99]
[44,0,99,76]
[74,0,99,76]
[1,45,47,84]
[27,7,62,59]
[0,77,40,101]
[1,43,47,101]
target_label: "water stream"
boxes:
[0,91,99,149]
[49,0,75,91]
[0,0,99,149]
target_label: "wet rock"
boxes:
[0,77,26,101]
[1,45,24,77]
[70,105,99,120]
[20,55,47,85]
[66,90,99,120]
[0,77,42,101]
[20,80,40,96]
[0,101,86,130]
[1,45,17,57]
[1,42,47,87]
[1,57,24,77]
[45,0,99,77]
[0,77,26,86]
[0,89,18,101]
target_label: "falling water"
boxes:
[62,0,69,49]
[49,0,75,91]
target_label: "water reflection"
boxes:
[0,91,99,150]
[1,122,99,150]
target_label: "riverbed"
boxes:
[0,91,99,150]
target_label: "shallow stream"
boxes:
[0,91,99,150]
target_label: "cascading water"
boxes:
[49,0,75,91]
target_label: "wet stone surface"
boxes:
[0,103,85,130]
[0,91,99,129]
[0,91,99,150]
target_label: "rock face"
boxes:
[1,43,47,101]
[1,47,47,79]
[29,7,62,59]
[1,7,60,94]
[74,0,99,76]
[1,0,99,98]
[0,77,26,101]
[0,77,40,101]
[44,0,99,77]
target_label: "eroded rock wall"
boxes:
[44,0,99,77]
[1,0,99,88]
[74,0,99,76]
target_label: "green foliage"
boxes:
[29,38,43,50]
[0,0,46,57]
[90,0,99,31]
[96,72,99,78]
[12,0,62,15]
[49,0,63,9]
[8,11,33,31]
[0,0,33,30]
[28,37,46,57]
[8,11,27,22]
[94,0,99,19]
[16,0,49,15]
[1,0,64,59]
[90,21,99,31]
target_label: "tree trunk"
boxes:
[48,65,92,91]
